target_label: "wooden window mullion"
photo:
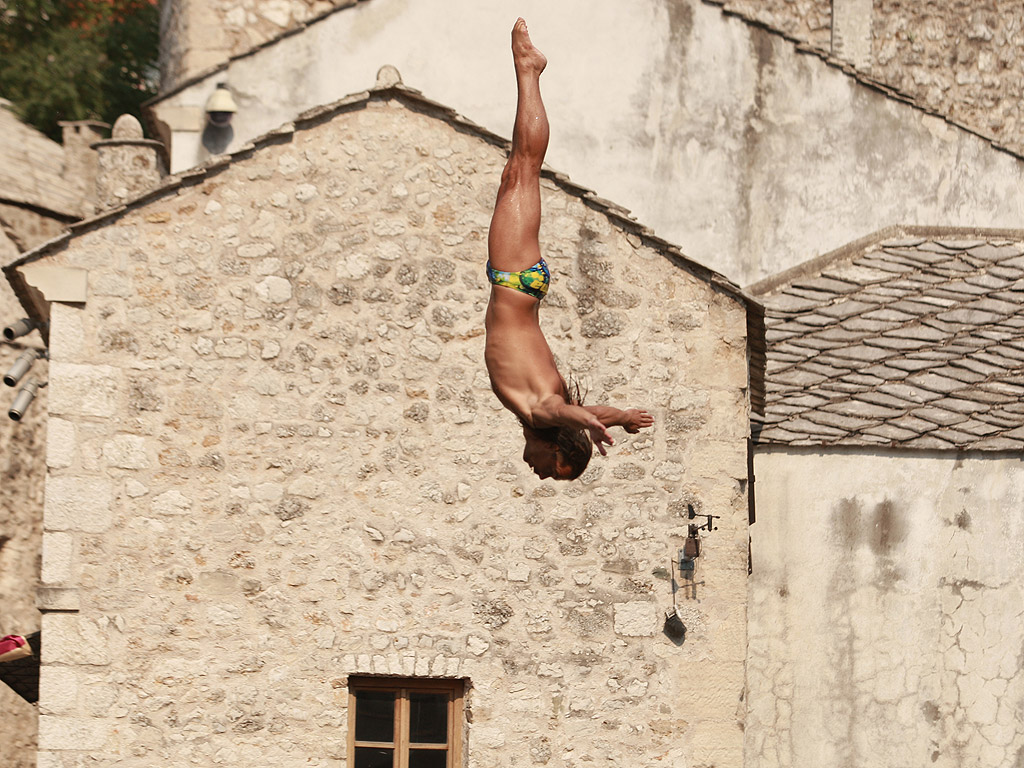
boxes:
[445,690,454,768]
[398,688,410,768]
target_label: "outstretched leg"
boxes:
[487,18,549,273]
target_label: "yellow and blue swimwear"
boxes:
[486,258,550,300]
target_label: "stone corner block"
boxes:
[47,361,123,419]
[40,614,110,666]
[41,531,75,585]
[613,601,658,637]
[38,715,113,751]
[45,418,77,469]
[44,475,113,532]
[47,302,86,363]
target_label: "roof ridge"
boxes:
[11,79,762,318]
[701,0,1024,166]
[748,225,1024,296]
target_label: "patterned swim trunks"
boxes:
[486,258,550,300]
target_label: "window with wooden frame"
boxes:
[348,677,465,768]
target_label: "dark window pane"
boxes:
[354,747,394,768]
[409,693,448,744]
[355,690,395,743]
[409,748,447,768]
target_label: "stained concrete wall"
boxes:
[748,448,1024,768]
[149,0,1024,287]
[30,95,752,767]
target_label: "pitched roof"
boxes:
[6,76,765,393]
[750,226,1024,451]
[0,101,85,218]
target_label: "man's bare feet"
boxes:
[512,18,547,75]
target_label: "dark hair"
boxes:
[534,374,592,480]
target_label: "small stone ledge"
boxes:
[37,587,81,613]
[341,652,468,679]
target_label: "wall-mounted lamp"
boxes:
[204,83,238,127]
[9,377,44,421]
[3,349,45,387]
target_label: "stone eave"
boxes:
[8,79,767,417]
[0,196,81,224]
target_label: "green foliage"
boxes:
[0,0,159,141]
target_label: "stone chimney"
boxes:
[92,115,167,210]
[831,0,873,71]
[58,120,108,211]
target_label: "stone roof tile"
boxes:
[0,105,86,216]
[753,228,1024,450]
[861,424,920,442]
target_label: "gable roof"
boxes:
[750,226,1024,451]
[6,77,765,401]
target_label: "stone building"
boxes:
[6,2,1024,767]
[7,78,761,767]
[747,227,1024,768]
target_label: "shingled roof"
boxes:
[0,101,86,218]
[750,227,1024,451]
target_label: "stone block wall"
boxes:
[872,1,1024,152]
[31,97,752,767]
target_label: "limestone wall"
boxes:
[872,1,1024,152]
[33,96,752,767]
[748,448,1024,768]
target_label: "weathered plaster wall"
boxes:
[33,98,751,767]
[150,0,1024,287]
[748,448,1024,768]
[722,0,1024,155]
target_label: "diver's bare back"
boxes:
[484,287,565,427]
